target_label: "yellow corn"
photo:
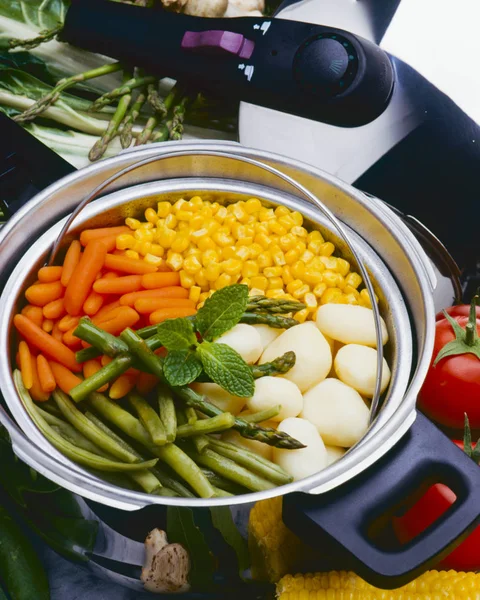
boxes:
[189,286,201,303]
[276,570,480,599]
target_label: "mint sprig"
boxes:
[156,317,197,351]
[163,350,203,386]
[195,284,249,341]
[197,342,254,397]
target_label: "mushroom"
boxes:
[141,528,191,594]
[160,0,264,17]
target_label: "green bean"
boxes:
[185,406,197,424]
[70,355,132,403]
[207,437,292,486]
[176,413,235,438]
[39,400,62,418]
[128,393,167,446]
[15,371,158,473]
[184,446,275,492]
[151,466,195,498]
[84,412,143,459]
[53,389,140,462]
[87,392,215,498]
[200,468,249,495]
[176,406,188,426]
[240,405,281,423]
[192,435,209,454]
[75,346,102,363]
[129,470,162,494]
[50,425,103,455]
[153,486,180,497]
[74,318,129,357]
[158,384,176,443]
[212,486,234,497]
[120,328,164,378]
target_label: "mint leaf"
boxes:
[156,318,197,351]
[164,350,203,386]
[167,507,215,588]
[209,507,250,579]
[195,284,249,341]
[197,342,254,397]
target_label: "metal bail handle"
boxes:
[48,148,385,421]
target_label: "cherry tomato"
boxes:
[436,305,480,321]
[418,309,480,429]
[393,483,480,571]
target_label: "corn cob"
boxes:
[276,570,480,599]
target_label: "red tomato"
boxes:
[418,314,480,429]
[393,483,480,571]
[436,305,480,321]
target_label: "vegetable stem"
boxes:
[89,92,131,161]
[240,313,299,329]
[251,352,296,379]
[176,413,235,438]
[246,296,306,314]
[128,393,167,446]
[89,75,156,111]
[158,385,177,443]
[9,24,63,51]
[120,87,147,148]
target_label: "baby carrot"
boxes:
[104,253,157,275]
[109,373,137,400]
[93,234,118,253]
[92,300,121,323]
[141,272,180,289]
[38,266,63,283]
[98,307,140,336]
[63,326,81,348]
[18,341,33,390]
[93,274,142,295]
[21,305,44,328]
[134,297,195,314]
[83,359,108,393]
[149,306,197,325]
[48,360,83,394]
[83,290,104,316]
[42,319,54,333]
[58,315,80,333]
[80,226,130,246]
[120,286,189,306]
[61,240,81,287]
[25,281,64,307]
[29,356,50,402]
[64,240,107,316]
[37,355,56,394]
[51,322,63,342]
[14,314,81,372]
[101,355,113,367]
[136,372,158,395]
[43,298,65,321]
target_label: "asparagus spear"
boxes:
[246,296,306,314]
[240,313,299,329]
[89,91,131,161]
[128,393,167,446]
[9,24,63,51]
[136,84,178,145]
[14,63,123,123]
[240,406,281,423]
[75,318,129,357]
[89,75,156,111]
[120,87,147,148]
[147,83,167,116]
[251,351,296,379]
[176,413,235,438]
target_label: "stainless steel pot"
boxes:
[0,141,477,591]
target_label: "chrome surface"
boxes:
[0,141,436,510]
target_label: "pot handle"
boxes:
[282,412,480,589]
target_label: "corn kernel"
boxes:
[343,285,360,298]
[278,234,296,252]
[232,203,248,222]
[336,274,346,290]
[157,227,176,248]
[286,279,304,294]
[189,196,203,210]
[173,199,186,212]
[180,270,195,288]
[345,272,362,289]
[292,284,310,299]
[291,211,303,226]
[291,226,308,238]
[134,228,154,242]
[303,268,323,285]
[183,255,202,274]
[344,293,358,305]
[304,292,317,310]
[202,249,219,266]
[307,256,326,271]
[164,213,177,229]
[248,243,263,259]
[319,256,338,270]
[149,244,164,257]
[175,210,190,222]
[235,246,251,261]
[206,220,221,237]
[237,235,254,246]
[245,198,262,213]
[259,208,275,222]
[294,241,307,255]
[251,276,268,291]
[200,207,213,220]
[216,206,228,221]
[258,252,273,269]
[266,289,286,299]
[255,233,271,249]
[284,249,299,265]
[262,266,281,278]
[139,221,154,230]
[323,271,339,288]
[291,261,306,279]
[221,246,236,260]
[249,288,265,297]
[294,308,309,323]
[317,241,334,257]
[334,258,350,277]
[196,236,216,252]
[271,246,286,266]
[359,288,378,307]
[166,252,183,271]
[268,276,284,290]
[171,234,190,253]
[157,201,171,218]
[125,250,139,260]
[204,263,221,282]
[308,240,325,255]
[144,207,158,224]
[214,273,232,290]
[222,259,242,276]
[137,241,152,256]
[213,231,234,247]
[269,221,287,236]
[281,266,294,285]
[321,288,343,304]
[313,283,327,298]
[278,216,295,230]
[116,234,136,250]
[307,230,324,243]
[274,206,290,218]
[189,286,201,303]
[300,249,315,264]
[195,269,209,288]
[144,253,163,266]
[125,217,141,230]
[242,261,260,278]
[199,292,210,303]
[255,222,269,235]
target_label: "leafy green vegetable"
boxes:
[195,284,249,341]
[197,342,254,397]
[209,507,250,578]
[164,350,203,386]
[156,317,198,351]
[166,506,215,588]
[0,50,54,83]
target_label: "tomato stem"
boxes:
[466,295,479,346]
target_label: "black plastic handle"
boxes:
[62,0,394,127]
[283,412,480,589]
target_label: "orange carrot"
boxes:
[98,307,140,335]
[83,359,108,393]
[64,240,107,316]
[141,272,180,289]
[25,281,64,307]
[136,372,159,395]
[157,261,172,273]
[43,298,66,320]
[36,355,56,393]
[135,297,195,314]
[83,290,104,316]
[14,314,81,372]
[149,306,196,325]
[109,374,137,400]
[29,357,50,402]
[61,240,82,287]
[18,341,33,390]
[63,327,81,348]
[104,253,157,275]
[92,301,122,324]
[95,306,125,324]
[21,305,44,328]
[93,274,142,295]
[58,315,80,333]
[49,360,83,394]
[80,226,130,246]
[52,322,63,342]
[120,286,189,306]
[38,266,63,283]
[42,319,54,333]
[103,271,119,279]
[101,355,113,367]
[93,234,119,253]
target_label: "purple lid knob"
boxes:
[181,30,254,59]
